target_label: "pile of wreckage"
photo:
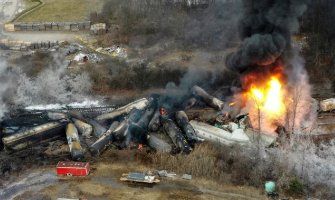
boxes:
[0,85,277,161]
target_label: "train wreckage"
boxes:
[1,85,329,160]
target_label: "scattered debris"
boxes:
[96,45,127,58]
[72,52,101,64]
[319,98,335,112]
[181,174,192,180]
[44,141,69,157]
[73,53,88,62]
[190,120,250,146]
[157,170,177,178]
[120,172,160,184]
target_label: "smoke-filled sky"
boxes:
[226,0,309,73]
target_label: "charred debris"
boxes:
[0,85,276,161]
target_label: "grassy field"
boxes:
[23,0,40,8]
[17,0,105,22]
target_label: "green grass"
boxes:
[17,0,105,22]
[11,0,42,22]
[23,0,41,8]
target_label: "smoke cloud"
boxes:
[226,0,309,72]
[0,60,16,119]
[0,52,93,119]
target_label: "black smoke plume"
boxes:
[226,0,309,73]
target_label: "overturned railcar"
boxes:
[66,123,84,160]
[73,118,93,138]
[2,121,67,151]
[161,117,192,154]
[191,85,224,110]
[96,98,148,121]
[147,134,172,153]
[175,111,203,142]
[90,121,120,156]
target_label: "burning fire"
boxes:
[229,102,236,107]
[249,76,285,116]
[242,69,287,133]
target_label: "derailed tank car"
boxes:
[66,123,84,160]
[2,122,67,151]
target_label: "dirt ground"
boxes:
[3,161,266,200]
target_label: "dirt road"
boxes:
[0,162,266,200]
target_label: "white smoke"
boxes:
[25,100,101,111]
[283,46,316,134]
[279,138,335,190]
[0,53,94,119]
[0,60,19,119]
[14,54,93,106]
[0,60,10,119]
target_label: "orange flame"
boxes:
[243,74,287,133]
[238,62,288,133]
[138,144,143,151]
[248,76,285,116]
[229,102,236,107]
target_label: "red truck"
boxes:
[56,161,90,176]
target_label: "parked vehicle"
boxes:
[56,161,90,176]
